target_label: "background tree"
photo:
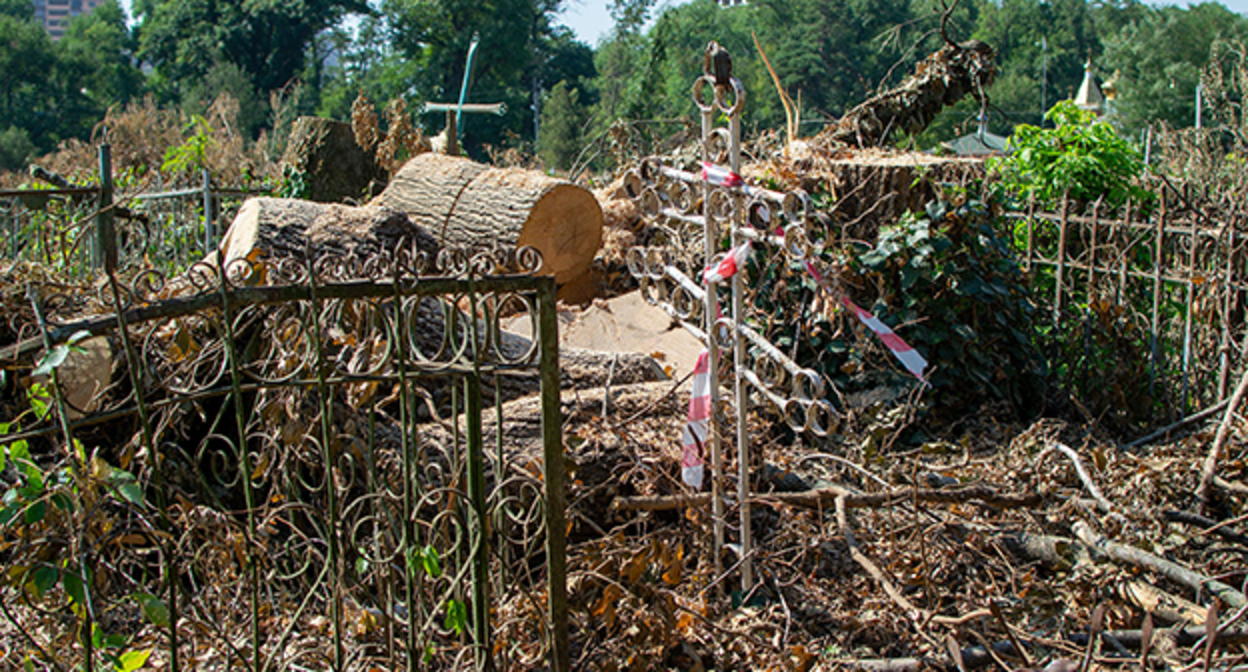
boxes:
[136,0,368,124]
[0,8,57,168]
[539,80,585,170]
[1101,2,1248,134]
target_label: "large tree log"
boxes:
[218,197,440,269]
[370,153,603,285]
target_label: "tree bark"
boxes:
[219,197,440,270]
[371,153,603,285]
[280,117,388,204]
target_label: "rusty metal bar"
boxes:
[1221,226,1236,401]
[537,276,569,672]
[1182,209,1199,413]
[1150,190,1168,406]
[1054,194,1070,323]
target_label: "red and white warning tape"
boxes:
[701,161,743,188]
[681,349,711,488]
[841,298,928,383]
[702,241,752,284]
[803,259,928,383]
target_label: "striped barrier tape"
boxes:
[702,241,752,284]
[803,259,928,384]
[681,349,710,488]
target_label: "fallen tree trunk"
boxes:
[371,153,603,285]
[219,197,440,269]
[280,117,389,204]
[818,42,996,148]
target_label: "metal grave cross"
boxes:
[419,32,507,156]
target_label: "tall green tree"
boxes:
[0,10,57,166]
[1101,2,1248,134]
[378,0,587,155]
[57,2,145,123]
[136,0,368,112]
[539,80,585,169]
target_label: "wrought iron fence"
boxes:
[620,47,841,593]
[0,244,567,671]
[1006,183,1248,427]
[1,145,262,278]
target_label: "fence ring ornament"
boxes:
[129,269,167,304]
[792,368,825,403]
[623,170,644,199]
[706,128,731,165]
[715,78,746,116]
[708,189,733,219]
[691,76,717,112]
[713,318,735,350]
[783,224,811,260]
[640,157,663,184]
[783,397,807,433]
[669,180,695,214]
[626,247,647,279]
[436,247,470,277]
[638,187,662,217]
[644,247,669,280]
[747,199,772,231]
[805,399,837,437]
[671,284,698,320]
[639,276,661,306]
[514,245,544,275]
[782,190,809,224]
[757,354,787,390]
[184,259,221,292]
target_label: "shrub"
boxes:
[989,100,1154,211]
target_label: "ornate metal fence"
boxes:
[622,46,839,591]
[1008,184,1248,427]
[0,245,567,671]
[1,146,258,277]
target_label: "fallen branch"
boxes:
[1197,366,1248,509]
[998,532,1080,569]
[1073,521,1246,610]
[1067,625,1248,648]
[1120,579,1208,625]
[1045,442,1115,515]
[611,483,1040,512]
[839,641,1023,672]
[1124,398,1230,450]
[1163,509,1248,547]
[1214,476,1248,496]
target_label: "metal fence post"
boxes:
[538,276,568,672]
[96,144,117,272]
[202,168,214,254]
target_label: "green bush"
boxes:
[846,197,1049,419]
[989,100,1154,211]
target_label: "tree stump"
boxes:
[281,117,388,204]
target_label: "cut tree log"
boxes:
[371,153,603,286]
[218,197,440,270]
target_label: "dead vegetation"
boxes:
[3,37,1248,672]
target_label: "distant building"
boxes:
[940,113,1009,157]
[1075,59,1105,115]
[33,0,106,40]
